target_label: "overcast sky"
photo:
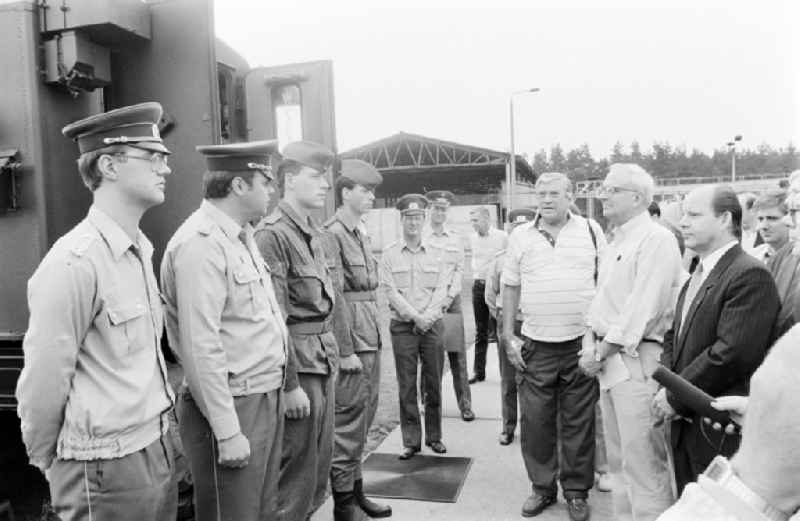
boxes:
[215,0,799,159]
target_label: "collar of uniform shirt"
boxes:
[87,206,148,260]
[334,207,361,233]
[425,226,454,238]
[401,240,426,253]
[278,200,319,237]
[200,199,242,241]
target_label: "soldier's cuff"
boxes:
[210,410,241,441]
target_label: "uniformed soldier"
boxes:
[380,194,452,459]
[16,102,177,521]
[160,141,288,521]
[254,141,345,521]
[423,190,475,422]
[323,159,393,520]
[484,208,536,446]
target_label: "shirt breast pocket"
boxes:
[421,264,441,289]
[289,264,324,304]
[391,266,411,290]
[233,263,268,318]
[104,293,150,359]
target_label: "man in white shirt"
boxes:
[582,163,684,521]
[656,324,800,521]
[468,207,507,383]
[738,192,763,256]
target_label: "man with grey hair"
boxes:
[582,163,684,521]
[503,172,606,521]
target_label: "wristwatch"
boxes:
[703,456,790,521]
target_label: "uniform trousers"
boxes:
[471,280,495,378]
[495,311,520,436]
[391,319,445,448]
[446,350,471,412]
[48,434,177,521]
[517,337,598,499]
[278,372,335,521]
[599,341,675,521]
[179,389,283,521]
[331,350,380,492]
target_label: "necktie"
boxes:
[679,262,704,335]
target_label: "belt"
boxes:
[343,290,376,302]
[288,320,332,335]
[595,334,661,345]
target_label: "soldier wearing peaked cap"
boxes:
[379,194,453,460]
[422,191,475,423]
[483,207,536,448]
[16,102,177,521]
[323,159,392,520]
[160,140,287,521]
[253,141,343,521]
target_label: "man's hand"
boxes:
[703,395,748,434]
[578,348,604,377]
[413,312,435,333]
[217,432,250,468]
[502,335,526,371]
[652,388,676,425]
[284,386,311,420]
[339,353,363,374]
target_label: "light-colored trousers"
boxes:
[599,341,675,521]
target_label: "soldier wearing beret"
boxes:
[323,159,393,520]
[484,208,536,447]
[379,194,452,460]
[254,141,342,521]
[16,102,177,521]
[422,190,475,422]
[160,141,287,521]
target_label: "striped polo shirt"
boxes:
[501,213,606,342]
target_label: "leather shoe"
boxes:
[425,440,447,454]
[398,446,420,460]
[566,498,590,521]
[521,493,556,517]
[461,409,475,422]
[498,432,514,445]
[354,479,392,518]
[468,375,485,384]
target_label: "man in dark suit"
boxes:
[653,185,781,494]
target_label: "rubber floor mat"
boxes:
[361,453,473,503]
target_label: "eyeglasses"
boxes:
[596,185,639,197]
[116,152,169,169]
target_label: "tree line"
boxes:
[524,141,799,181]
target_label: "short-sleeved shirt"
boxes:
[255,201,339,390]
[501,214,606,342]
[161,200,287,440]
[379,239,452,323]
[469,228,508,281]
[17,207,174,469]
[323,209,381,352]
[423,227,465,310]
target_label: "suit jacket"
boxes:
[662,244,779,453]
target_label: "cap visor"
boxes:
[130,142,171,154]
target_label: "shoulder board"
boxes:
[383,240,400,252]
[69,234,97,257]
[493,249,506,259]
[262,212,282,225]
[196,220,214,236]
[322,215,338,229]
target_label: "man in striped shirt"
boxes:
[501,172,606,521]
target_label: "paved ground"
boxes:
[312,343,614,521]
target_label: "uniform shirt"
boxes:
[423,226,465,309]
[17,207,174,470]
[587,210,684,353]
[161,200,287,441]
[323,208,381,353]
[379,239,452,323]
[256,201,342,392]
[502,214,606,342]
[469,227,507,281]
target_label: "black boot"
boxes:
[354,479,392,518]
[333,490,368,521]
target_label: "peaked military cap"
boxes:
[62,101,169,155]
[196,140,279,179]
[340,159,382,188]
[280,140,335,172]
[425,190,455,207]
[396,194,428,215]
[508,208,536,225]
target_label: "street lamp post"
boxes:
[727,134,742,183]
[508,88,540,213]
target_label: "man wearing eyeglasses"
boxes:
[16,103,177,521]
[582,163,684,521]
